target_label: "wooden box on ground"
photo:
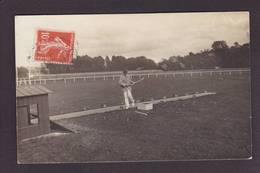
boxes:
[137,102,153,111]
[16,86,52,141]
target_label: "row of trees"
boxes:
[158,41,250,71]
[17,40,250,77]
[45,55,157,74]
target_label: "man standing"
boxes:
[119,70,135,109]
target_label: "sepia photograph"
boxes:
[15,12,251,163]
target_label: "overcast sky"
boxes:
[15,12,249,67]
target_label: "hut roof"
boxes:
[16,85,52,98]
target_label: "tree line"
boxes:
[17,40,250,77]
[44,55,157,74]
[158,41,249,71]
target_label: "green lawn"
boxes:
[46,73,250,115]
[17,73,251,163]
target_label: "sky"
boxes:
[15,12,249,67]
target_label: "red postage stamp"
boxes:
[34,30,75,64]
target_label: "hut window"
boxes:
[29,104,39,125]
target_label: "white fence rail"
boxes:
[19,69,163,80]
[16,68,250,86]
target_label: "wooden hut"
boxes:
[16,85,52,141]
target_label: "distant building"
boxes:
[30,64,49,78]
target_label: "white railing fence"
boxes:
[16,68,250,86]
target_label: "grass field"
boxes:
[17,73,251,163]
[46,73,250,115]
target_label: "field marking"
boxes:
[21,132,69,142]
[50,92,216,121]
[135,111,149,116]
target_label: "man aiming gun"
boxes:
[119,70,136,109]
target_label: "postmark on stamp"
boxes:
[34,30,75,64]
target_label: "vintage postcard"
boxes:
[15,12,251,163]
